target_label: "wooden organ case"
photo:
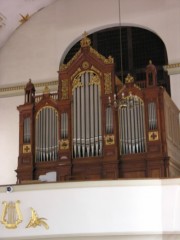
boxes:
[16,34,180,183]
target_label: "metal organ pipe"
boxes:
[73,89,77,158]
[105,107,113,134]
[35,107,58,162]
[23,117,30,143]
[72,71,102,158]
[119,95,146,154]
[94,80,99,155]
[148,102,157,130]
[81,73,85,157]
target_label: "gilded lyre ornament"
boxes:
[1,200,23,229]
[104,73,112,94]
[61,79,68,99]
[26,208,49,230]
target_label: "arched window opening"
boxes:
[64,27,170,95]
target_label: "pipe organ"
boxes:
[16,34,180,183]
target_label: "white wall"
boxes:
[0,179,180,240]
[0,96,23,184]
[0,0,180,184]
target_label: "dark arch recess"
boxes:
[64,27,170,95]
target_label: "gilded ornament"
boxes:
[104,73,112,94]
[125,73,134,83]
[89,74,100,86]
[60,139,69,150]
[26,208,49,230]
[23,144,31,154]
[1,201,23,229]
[19,14,30,24]
[80,32,91,47]
[43,85,50,94]
[72,77,83,91]
[90,47,114,64]
[105,135,115,145]
[91,65,102,76]
[148,131,159,141]
[82,61,90,69]
[59,50,81,71]
[61,79,68,99]
[71,68,82,80]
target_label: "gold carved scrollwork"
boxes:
[90,47,114,64]
[1,201,23,229]
[89,74,100,86]
[61,79,68,99]
[104,135,115,145]
[104,73,112,94]
[71,68,82,80]
[72,77,84,91]
[60,139,69,150]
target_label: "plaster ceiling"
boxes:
[0,0,57,50]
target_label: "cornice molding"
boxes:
[163,63,180,75]
[0,80,58,98]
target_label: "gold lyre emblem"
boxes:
[1,200,23,229]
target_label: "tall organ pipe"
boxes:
[35,107,58,162]
[72,71,102,158]
[119,95,146,155]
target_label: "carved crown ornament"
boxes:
[0,200,49,230]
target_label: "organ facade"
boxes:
[16,34,180,183]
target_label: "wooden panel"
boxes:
[122,171,146,178]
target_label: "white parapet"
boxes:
[0,178,180,240]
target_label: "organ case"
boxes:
[16,34,180,183]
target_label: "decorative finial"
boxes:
[43,85,50,94]
[80,31,91,47]
[125,73,134,83]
